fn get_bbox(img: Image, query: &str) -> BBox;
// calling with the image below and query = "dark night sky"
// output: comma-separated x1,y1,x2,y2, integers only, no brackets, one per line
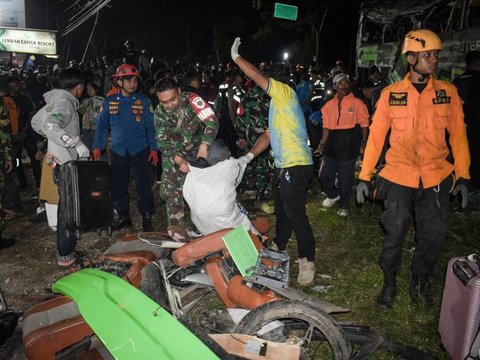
25,0,360,70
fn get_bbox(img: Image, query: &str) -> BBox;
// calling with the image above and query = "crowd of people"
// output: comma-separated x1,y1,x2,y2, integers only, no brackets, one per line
0,30,476,309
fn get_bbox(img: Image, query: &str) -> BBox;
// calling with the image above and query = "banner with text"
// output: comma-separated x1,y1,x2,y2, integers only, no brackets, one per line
0,28,56,54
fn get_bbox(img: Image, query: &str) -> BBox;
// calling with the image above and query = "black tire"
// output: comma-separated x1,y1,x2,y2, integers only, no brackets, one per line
168,265,203,287
140,262,171,311
235,300,352,360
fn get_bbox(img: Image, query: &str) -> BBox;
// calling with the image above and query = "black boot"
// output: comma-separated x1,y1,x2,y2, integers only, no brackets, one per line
411,275,433,309
142,212,153,232
112,214,132,230
376,275,397,309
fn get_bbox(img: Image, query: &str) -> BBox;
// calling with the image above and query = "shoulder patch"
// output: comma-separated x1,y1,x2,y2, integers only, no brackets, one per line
188,93,215,122
389,92,407,106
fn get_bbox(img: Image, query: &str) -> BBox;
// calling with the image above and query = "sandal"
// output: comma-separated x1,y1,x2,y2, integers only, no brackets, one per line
57,251,85,267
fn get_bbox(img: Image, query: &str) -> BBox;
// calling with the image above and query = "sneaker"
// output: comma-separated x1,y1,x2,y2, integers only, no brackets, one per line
297,258,315,286
322,196,340,208
337,208,348,217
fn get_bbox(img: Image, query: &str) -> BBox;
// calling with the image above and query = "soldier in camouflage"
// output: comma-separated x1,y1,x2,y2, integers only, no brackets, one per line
154,77,218,239
235,85,273,199
0,96,15,249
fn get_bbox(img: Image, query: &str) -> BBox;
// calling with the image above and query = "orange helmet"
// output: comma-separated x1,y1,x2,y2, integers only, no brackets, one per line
115,64,140,78
401,29,442,54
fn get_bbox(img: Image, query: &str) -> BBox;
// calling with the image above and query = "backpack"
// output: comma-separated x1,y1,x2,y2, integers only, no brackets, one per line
31,103,53,138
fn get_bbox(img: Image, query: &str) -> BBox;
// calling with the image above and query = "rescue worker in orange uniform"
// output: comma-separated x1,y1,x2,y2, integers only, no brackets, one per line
357,29,470,310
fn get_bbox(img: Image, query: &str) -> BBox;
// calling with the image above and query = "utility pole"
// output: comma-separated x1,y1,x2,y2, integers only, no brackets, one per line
312,7,328,66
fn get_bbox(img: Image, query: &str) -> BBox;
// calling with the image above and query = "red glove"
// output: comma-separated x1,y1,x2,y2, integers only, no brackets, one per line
92,148,102,160
148,150,159,166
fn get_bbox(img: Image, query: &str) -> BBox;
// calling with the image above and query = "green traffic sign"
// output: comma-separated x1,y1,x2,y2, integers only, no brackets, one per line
274,3,298,21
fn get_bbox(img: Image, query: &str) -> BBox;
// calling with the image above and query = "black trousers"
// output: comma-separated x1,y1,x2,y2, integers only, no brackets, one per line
273,165,316,261
110,148,154,216
379,175,453,279
319,156,356,209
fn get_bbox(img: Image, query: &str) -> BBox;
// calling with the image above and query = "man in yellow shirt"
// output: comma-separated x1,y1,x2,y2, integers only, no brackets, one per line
231,38,316,286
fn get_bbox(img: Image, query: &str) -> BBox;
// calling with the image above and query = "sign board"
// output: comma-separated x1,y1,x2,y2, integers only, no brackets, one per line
274,3,298,21
0,28,56,55
0,0,25,28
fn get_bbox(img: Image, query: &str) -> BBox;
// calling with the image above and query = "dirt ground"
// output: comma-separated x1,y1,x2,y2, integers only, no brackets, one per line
0,181,170,314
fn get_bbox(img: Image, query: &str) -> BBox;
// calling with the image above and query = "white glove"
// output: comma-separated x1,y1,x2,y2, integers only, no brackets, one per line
239,152,254,165
231,37,241,61
75,141,90,159
356,181,370,204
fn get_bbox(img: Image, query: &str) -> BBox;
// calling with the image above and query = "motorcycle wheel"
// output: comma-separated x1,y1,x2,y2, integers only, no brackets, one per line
234,300,352,360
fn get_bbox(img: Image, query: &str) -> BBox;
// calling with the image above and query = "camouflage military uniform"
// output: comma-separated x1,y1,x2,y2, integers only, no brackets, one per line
235,86,273,196
0,98,12,234
154,92,218,226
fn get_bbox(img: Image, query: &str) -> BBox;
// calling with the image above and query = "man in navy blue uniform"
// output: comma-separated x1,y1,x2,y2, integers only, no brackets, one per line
93,64,158,231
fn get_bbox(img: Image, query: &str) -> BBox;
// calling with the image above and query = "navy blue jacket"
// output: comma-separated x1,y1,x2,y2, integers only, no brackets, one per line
94,92,158,156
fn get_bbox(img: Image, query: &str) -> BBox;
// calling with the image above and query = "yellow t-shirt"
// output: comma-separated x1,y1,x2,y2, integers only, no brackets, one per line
267,78,312,168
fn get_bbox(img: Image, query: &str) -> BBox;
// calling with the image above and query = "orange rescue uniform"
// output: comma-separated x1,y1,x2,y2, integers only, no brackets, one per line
321,92,370,130
359,73,470,188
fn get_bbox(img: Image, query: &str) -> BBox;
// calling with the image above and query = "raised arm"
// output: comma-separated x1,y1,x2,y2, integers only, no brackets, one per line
231,37,269,91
